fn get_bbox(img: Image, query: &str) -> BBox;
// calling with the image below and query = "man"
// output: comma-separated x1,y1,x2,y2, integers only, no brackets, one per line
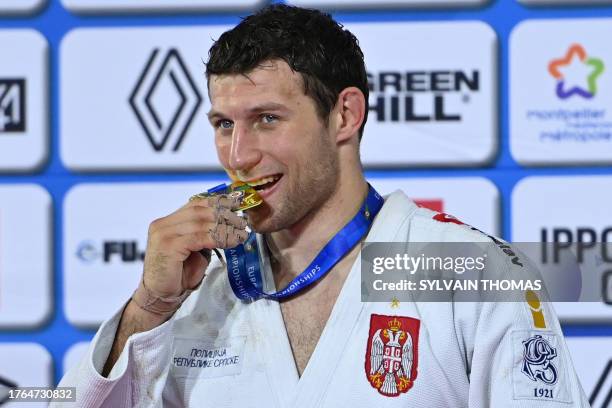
55,5,590,407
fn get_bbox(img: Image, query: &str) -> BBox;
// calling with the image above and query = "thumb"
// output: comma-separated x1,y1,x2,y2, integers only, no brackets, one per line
182,250,209,290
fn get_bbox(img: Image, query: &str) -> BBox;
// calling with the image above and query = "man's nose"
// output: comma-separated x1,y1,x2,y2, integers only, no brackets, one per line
228,123,261,172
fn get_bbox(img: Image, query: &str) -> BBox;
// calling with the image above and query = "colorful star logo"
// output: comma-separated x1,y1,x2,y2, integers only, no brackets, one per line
548,44,604,99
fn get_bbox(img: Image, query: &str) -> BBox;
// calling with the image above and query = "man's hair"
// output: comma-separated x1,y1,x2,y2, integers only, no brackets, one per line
206,4,369,139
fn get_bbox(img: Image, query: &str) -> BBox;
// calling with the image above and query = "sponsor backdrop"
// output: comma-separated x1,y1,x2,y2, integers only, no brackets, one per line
0,0,611,399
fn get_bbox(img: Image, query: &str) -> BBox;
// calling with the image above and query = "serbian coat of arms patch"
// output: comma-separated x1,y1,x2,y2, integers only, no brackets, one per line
364,314,420,397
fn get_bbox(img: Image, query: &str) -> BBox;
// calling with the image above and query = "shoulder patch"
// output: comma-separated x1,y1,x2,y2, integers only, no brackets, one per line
512,330,572,403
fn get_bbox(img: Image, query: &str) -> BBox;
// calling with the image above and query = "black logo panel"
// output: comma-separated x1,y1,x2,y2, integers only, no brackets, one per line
129,49,202,152
0,79,26,133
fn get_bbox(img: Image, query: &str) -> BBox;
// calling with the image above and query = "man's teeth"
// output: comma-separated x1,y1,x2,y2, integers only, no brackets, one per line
248,175,280,187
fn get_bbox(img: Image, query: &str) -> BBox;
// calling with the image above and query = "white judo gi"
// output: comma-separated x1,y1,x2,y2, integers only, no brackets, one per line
54,191,591,407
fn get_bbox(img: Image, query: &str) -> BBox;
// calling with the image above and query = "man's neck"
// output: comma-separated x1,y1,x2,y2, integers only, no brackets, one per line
265,174,368,285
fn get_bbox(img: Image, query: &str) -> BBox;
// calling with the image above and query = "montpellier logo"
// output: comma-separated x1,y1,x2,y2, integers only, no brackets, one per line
129,48,202,152
365,314,419,397
0,79,26,133
548,44,604,100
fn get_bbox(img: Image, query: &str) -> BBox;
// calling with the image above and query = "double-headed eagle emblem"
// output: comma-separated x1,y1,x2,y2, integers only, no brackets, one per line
365,315,420,397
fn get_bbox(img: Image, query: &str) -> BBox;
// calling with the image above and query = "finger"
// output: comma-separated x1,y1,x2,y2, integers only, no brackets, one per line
208,223,227,248
225,190,246,210
159,194,234,225
149,220,220,259
216,207,248,229
183,251,209,290
235,228,249,244
209,223,248,249
153,191,244,232
169,230,218,255
155,218,210,237
192,194,240,211
158,208,247,237
198,248,212,264
151,203,230,233
178,201,246,230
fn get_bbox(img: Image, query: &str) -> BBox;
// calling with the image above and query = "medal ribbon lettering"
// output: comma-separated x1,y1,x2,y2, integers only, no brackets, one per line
224,184,384,301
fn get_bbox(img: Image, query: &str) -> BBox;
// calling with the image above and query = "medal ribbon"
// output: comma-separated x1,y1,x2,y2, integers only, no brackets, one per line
224,184,384,301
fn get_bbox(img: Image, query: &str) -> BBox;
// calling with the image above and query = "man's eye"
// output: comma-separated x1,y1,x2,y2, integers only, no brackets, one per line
261,114,278,124
217,119,233,129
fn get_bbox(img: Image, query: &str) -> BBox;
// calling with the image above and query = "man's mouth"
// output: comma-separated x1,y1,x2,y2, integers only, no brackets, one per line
247,174,282,192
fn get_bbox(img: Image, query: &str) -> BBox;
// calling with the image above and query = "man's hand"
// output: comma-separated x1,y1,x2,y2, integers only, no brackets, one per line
143,194,249,297
101,194,248,377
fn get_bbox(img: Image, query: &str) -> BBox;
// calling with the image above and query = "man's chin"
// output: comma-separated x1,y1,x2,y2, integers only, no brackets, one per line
248,219,280,234
245,205,278,234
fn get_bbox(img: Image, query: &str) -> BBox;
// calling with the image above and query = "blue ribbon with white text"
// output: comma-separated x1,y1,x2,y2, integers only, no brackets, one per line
224,184,384,301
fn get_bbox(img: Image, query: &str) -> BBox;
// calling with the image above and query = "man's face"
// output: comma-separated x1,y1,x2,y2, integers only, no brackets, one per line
208,60,339,233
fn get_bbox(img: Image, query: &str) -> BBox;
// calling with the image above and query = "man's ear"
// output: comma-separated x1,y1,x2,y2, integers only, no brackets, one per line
332,87,366,144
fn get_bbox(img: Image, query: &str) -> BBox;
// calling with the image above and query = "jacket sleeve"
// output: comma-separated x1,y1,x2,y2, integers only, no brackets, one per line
465,245,591,407
51,303,176,408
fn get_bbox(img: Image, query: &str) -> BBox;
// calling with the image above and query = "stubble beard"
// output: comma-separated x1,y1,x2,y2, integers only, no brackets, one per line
250,133,339,234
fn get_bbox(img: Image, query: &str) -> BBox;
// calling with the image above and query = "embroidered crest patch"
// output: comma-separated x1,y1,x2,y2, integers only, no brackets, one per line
512,330,572,403
365,314,420,397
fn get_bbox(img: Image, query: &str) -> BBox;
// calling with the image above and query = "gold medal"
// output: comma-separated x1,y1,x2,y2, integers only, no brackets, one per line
189,182,263,212
226,181,263,211
236,189,263,211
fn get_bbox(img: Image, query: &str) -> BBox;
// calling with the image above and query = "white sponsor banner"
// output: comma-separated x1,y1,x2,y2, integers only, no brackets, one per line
62,342,90,375
510,19,612,165
343,22,496,167
0,343,51,408
0,0,46,14
512,176,612,322
64,180,225,327
566,337,612,408
61,0,259,13
289,0,487,6
370,177,499,235
0,30,48,172
61,26,232,171
0,185,51,328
